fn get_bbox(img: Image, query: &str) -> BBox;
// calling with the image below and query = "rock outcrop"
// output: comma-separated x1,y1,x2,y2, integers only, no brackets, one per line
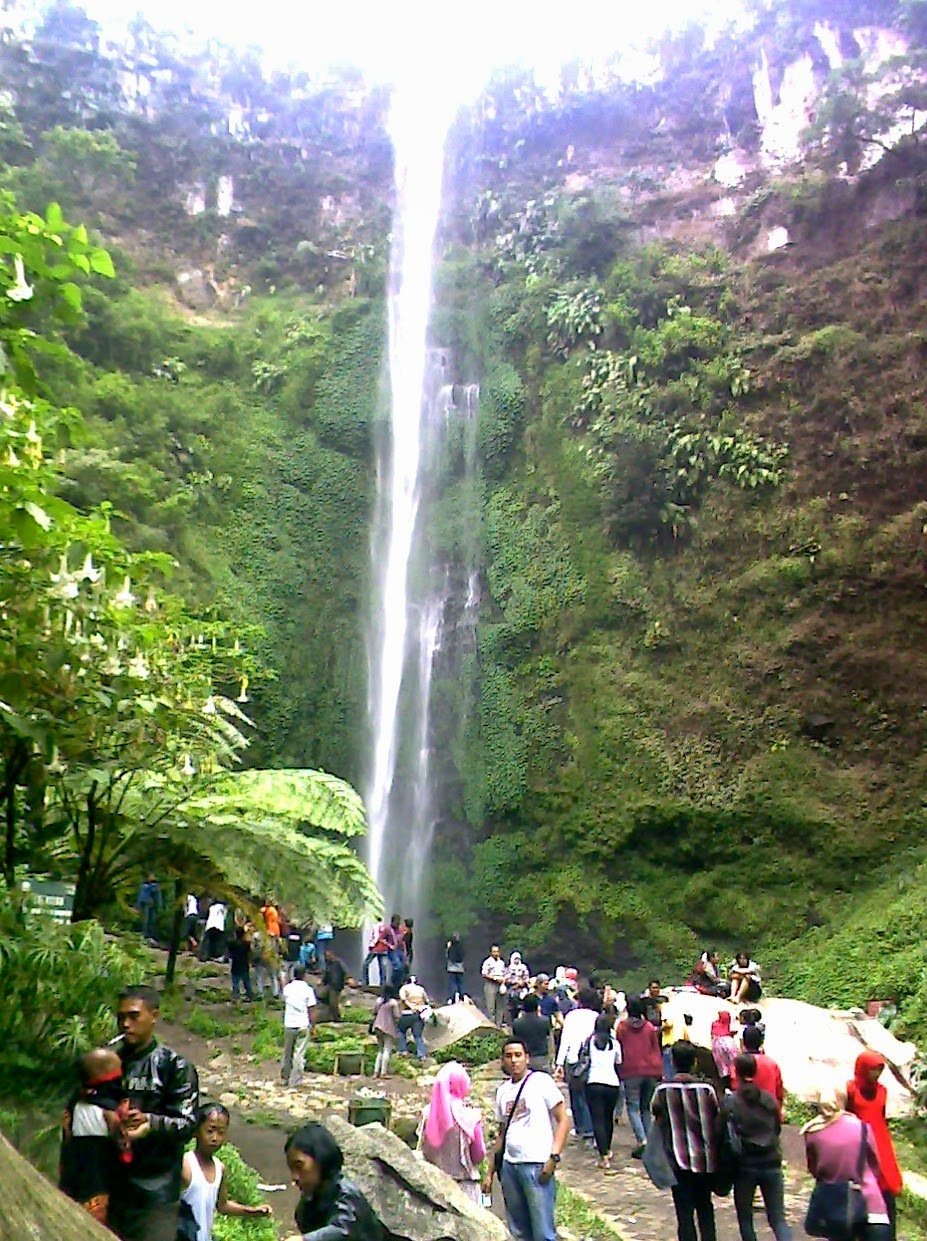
0,1131,115,1241
324,1114,507,1241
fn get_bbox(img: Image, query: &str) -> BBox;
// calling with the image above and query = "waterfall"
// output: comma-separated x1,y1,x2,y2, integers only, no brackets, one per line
365,81,455,921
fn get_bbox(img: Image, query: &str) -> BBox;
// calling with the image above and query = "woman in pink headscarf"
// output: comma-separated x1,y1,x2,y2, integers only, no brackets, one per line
419,1061,486,1203
711,1008,739,1091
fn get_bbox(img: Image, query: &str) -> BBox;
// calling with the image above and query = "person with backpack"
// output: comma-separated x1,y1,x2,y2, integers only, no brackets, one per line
720,1053,792,1240
652,1041,720,1241
583,1013,623,1173
555,985,600,1143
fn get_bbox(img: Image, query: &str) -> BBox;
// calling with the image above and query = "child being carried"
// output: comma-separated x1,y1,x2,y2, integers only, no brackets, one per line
59,1046,132,1225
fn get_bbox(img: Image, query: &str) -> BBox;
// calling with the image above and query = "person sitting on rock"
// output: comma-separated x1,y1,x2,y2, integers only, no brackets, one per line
728,953,763,1005
691,949,730,997
284,1122,385,1240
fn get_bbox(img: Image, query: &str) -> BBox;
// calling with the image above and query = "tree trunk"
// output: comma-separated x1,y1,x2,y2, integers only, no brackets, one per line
165,878,183,985
0,1129,114,1240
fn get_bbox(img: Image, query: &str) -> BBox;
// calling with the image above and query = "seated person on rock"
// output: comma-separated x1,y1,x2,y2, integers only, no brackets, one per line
728,952,763,1005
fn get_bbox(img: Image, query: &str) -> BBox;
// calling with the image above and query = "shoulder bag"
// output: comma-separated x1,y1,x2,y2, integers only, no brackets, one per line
493,1071,534,1180
804,1122,869,1240
566,1036,592,1086
642,1110,678,1190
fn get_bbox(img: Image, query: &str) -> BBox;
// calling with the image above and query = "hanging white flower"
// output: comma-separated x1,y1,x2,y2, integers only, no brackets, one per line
202,695,217,715
143,586,158,613
127,653,150,679
6,446,20,467
237,676,250,703
77,553,101,583
7,254,34,302
113,575,136,608
182,754,196,777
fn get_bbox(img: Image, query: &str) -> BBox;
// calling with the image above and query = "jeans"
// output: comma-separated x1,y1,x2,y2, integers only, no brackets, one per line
499,1160,557,1241
671,1169,717,1241
734,1166,792,1241
253,960,280,997
231,968,253,1001
586,1081,621,1157
398,1011,427,1058
447,970,465,1002
139,905,158,940
663,1045,676,1080
281,1027,310,1085
387,948,405,984
624,1075,658,1145
362,951,388,985
567,1077,593,1138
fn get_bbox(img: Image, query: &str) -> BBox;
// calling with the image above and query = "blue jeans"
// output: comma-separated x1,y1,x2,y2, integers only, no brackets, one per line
567,1078,593,1138
500,1160,556,1241
398,1012,427,1058
662,1046,676,1080
624,1075,657,1145
447,970,465,1001
387,948,405,984
362,951,388,985
140,905,158,939
734,1166,792,1241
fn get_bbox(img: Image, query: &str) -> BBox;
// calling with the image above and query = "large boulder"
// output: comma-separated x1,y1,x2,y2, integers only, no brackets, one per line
423,998,498,1053
324,1114,507,1241
660,989,917,1116
0,1130,115,1240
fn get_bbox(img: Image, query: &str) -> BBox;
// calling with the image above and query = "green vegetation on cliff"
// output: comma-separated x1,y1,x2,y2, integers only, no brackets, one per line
1,0,927,1028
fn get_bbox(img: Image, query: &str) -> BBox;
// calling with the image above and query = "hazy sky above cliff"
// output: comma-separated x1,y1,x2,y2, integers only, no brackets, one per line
84,0,747,90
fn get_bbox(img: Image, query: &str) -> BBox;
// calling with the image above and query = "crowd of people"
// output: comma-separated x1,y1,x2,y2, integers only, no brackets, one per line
410,939,901,1241
89,899,903,1241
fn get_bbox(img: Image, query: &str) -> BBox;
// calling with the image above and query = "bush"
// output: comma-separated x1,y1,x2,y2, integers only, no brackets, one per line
0,894,143,1094
210,1141,277,1241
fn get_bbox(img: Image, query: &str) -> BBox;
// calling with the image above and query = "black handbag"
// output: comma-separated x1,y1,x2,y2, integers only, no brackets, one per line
804,1123,869,1240
565,1037,592,1086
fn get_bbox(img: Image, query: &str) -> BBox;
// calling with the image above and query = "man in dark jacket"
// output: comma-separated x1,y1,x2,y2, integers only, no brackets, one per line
110,984,199,1241
317,947,349,1020
720,1053,792,1241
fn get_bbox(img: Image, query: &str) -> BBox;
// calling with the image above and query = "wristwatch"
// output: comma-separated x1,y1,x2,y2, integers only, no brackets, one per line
549,1153,561,1163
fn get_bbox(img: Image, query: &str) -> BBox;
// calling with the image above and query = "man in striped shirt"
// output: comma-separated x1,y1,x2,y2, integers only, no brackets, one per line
652,1041,720,1241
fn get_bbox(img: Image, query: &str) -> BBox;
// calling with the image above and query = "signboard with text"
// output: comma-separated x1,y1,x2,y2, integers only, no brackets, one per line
19,878,76,923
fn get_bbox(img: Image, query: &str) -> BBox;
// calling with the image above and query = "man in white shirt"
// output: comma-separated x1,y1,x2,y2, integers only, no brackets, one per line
484,1037,570,1241
481,944,507,1025
554,986,600,1142
281,964,316,1086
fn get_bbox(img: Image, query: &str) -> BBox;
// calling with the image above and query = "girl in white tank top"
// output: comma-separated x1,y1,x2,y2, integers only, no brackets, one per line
180,1103,273,1240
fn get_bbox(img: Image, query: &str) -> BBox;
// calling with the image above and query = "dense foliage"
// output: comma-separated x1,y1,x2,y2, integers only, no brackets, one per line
1,0,927,1032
